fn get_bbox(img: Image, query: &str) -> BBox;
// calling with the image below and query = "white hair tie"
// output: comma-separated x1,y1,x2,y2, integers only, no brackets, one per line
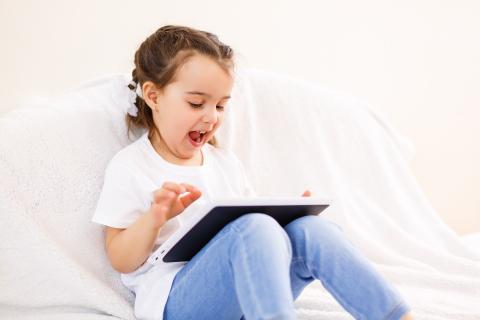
126,80,142,117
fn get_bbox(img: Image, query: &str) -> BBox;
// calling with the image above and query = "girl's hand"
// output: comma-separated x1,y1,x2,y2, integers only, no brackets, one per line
302,190,311,197
149,182,202,229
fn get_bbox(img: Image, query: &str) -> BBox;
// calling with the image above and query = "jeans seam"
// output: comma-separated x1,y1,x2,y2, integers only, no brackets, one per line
290,223,365,319
383,301,409,320
294,255,364,320
230,222,264,318
231,219,296,319
290,257,307,278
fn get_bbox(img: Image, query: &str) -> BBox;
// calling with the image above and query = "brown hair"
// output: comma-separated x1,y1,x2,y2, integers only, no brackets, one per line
126,25,235,147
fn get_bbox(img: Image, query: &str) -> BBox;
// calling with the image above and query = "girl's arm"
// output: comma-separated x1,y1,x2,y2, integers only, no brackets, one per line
105,212,162,274
105,182,202,274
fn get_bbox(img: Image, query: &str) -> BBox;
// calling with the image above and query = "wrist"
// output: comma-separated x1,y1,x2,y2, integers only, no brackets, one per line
145,207,167,230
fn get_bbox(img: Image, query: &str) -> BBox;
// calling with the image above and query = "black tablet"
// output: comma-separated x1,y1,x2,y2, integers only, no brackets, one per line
147,197,332,264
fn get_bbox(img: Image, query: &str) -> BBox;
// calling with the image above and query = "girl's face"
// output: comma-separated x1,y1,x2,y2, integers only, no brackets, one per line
143,54,234,165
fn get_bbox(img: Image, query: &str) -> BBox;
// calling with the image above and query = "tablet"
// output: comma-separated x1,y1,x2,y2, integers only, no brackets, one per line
147,196,332,264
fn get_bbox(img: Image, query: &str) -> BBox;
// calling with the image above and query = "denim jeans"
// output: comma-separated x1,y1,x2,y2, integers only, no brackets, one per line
163,214,410,320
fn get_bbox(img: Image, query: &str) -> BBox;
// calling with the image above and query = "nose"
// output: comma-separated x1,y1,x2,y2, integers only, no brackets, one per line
202,104,219,124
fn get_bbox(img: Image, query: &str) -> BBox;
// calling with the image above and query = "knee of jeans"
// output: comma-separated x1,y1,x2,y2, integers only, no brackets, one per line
285,216,343,246
232,213,292,258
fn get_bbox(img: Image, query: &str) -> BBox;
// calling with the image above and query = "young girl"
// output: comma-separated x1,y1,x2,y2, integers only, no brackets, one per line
92,25,414,320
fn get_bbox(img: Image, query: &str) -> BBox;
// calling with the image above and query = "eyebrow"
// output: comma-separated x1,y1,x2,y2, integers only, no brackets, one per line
185,91,231,99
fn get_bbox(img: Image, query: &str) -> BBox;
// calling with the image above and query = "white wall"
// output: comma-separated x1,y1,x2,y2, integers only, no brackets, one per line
1,0,478,234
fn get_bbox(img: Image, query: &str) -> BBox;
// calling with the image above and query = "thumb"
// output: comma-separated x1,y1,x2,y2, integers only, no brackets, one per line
301,190,311,197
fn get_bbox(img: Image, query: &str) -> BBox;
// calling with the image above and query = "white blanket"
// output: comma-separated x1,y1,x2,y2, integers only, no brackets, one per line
0,68,479,319
219,69,480,320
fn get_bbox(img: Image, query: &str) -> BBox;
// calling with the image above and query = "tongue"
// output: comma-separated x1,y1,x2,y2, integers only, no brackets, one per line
188,131,201,142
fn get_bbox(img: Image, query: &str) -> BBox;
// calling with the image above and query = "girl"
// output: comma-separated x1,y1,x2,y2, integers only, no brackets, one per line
92,25,414,320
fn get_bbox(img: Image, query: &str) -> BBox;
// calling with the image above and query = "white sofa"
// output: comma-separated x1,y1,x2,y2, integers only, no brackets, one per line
1,68,479,319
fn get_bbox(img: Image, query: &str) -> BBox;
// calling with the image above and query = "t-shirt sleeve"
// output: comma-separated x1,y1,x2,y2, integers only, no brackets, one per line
91,160,149,228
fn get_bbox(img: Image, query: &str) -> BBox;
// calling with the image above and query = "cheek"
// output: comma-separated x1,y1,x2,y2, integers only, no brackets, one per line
212,116,224,131
164,109,190,127
156,114,188,139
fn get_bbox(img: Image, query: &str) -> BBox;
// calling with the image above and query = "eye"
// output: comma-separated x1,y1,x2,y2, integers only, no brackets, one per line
189,102,225,111
189,102,203,108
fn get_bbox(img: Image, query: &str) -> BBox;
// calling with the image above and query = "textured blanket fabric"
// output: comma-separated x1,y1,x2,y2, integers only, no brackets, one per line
1,68,479,319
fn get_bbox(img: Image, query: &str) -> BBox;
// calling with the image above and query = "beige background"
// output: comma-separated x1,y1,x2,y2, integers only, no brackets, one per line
1,0,478,235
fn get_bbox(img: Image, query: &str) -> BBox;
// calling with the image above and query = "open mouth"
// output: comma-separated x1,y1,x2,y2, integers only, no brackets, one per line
188,130,207,146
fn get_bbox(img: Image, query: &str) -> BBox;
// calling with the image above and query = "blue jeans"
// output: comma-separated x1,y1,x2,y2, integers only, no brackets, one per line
163,214,410,320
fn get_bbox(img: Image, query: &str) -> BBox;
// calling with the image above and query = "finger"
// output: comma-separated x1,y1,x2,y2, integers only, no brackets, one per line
179,188,202,209
153,182,187,203
153,187,179,204
302,190,311,197
161,181,186,195
179,183,199,194
152,191,175,208
178,183,201,200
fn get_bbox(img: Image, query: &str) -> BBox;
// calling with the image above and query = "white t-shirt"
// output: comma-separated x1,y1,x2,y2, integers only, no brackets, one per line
91,132,255,319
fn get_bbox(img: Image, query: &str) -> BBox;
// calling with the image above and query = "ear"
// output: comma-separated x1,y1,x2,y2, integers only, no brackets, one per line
142,81,162,111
